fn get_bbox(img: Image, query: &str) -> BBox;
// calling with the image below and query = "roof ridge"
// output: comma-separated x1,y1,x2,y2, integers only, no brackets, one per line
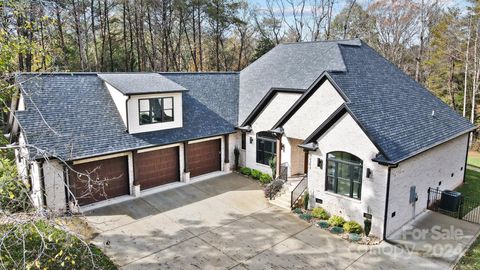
279,38,361,46
159,72,239,74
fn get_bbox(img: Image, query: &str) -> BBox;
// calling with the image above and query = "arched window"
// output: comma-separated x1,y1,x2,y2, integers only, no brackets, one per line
256,132,277,165
326,151,363,199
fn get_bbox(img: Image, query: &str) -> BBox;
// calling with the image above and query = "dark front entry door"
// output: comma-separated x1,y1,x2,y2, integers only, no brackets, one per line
304,152,309,174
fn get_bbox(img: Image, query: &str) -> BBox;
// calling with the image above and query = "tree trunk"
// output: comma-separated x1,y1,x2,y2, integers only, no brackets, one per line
54,1,69,67
464,16,472,118
447,59,457,110
123,0,129,71
72,0,85,70
198,4,203,71
91,0,99,69
105,0,114,71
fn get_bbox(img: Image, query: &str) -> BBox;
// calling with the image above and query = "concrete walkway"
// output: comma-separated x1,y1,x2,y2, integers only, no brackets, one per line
83,173,469,269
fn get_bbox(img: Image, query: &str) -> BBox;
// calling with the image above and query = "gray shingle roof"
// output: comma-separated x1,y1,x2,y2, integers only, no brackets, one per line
98,73,186,94
15,73,238,161
239,39,360,123
240,39,474,164
330,42,474,164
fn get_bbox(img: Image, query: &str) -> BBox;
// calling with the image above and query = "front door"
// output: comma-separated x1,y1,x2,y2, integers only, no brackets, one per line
304,152,308,174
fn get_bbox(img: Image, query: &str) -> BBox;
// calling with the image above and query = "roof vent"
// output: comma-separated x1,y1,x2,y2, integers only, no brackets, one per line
432,110,435,117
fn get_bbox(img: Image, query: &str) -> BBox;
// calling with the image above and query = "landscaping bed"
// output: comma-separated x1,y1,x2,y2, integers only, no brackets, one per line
292,206,380,245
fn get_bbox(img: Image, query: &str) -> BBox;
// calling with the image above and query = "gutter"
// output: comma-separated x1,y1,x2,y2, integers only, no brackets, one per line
373,128,476,167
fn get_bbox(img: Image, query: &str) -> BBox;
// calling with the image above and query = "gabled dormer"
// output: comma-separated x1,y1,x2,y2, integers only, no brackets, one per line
98,73,186,134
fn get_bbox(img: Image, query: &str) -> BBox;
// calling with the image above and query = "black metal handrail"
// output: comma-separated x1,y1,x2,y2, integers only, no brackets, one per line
290,175,308,209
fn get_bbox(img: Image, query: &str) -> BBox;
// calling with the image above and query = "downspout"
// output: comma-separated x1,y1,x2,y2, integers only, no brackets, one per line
125,96,130,133
463,133,471,183
383,166,392,240
39,160,47,209
63,164,70,213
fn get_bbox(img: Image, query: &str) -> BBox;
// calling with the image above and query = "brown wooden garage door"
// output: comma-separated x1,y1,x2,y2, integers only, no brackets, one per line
134,146,180,190
187,139,221,177
69,156,129,206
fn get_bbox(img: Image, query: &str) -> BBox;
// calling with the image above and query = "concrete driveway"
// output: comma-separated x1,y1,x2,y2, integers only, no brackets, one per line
84,173,469,269
388,210,480,269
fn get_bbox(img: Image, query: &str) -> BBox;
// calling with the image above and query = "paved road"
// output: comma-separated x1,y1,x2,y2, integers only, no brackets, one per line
84,173,462,269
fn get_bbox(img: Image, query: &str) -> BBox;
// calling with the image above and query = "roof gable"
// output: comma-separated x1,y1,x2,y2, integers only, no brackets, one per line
238,40,361,124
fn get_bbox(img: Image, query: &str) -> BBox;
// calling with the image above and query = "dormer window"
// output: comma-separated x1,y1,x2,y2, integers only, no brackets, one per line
139,97,174,125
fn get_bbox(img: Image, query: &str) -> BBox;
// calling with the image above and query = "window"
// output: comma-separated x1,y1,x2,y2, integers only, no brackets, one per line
241,133,246,150
139,97,174,125
256,132,276,165
326,151,363,199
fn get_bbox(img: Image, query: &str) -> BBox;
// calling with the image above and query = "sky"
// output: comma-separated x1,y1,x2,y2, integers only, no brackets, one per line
249,0,471,16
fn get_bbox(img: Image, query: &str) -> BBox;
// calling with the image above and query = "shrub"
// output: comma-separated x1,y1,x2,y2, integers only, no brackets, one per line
239,167,251,176
344,221,363,234
293,208,303,214
317,220,330,229
0,158,31,213
251,169,262,180
328,215,346,227
299,213,313,221
263,179,284,199
268,157,277,179
311,207,330,220
349,233,362,242
259,173,272,184
330,226,344,234
303,192,309,210
364,219,372,237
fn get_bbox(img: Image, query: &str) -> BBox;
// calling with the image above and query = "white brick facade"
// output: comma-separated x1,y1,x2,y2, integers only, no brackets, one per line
386,134,469,236
246,92,301,175
308,113,388,237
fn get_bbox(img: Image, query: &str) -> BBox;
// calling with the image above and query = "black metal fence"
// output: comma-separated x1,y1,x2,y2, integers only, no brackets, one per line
290,175,308,209
427,187,480,224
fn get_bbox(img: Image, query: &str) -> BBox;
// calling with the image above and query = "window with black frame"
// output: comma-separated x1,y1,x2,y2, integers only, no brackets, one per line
241,133,246,150
256,132,276,165
326,151,363,199
139,97,174,125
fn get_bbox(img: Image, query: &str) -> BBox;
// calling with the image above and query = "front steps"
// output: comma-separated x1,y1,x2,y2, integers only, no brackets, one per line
269,180,300,210
269,174,306,210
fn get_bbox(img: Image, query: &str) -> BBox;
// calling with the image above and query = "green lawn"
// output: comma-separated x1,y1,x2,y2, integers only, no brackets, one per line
467,151,480,168
0,221,117,270
456,169,480,198
456,169,480,270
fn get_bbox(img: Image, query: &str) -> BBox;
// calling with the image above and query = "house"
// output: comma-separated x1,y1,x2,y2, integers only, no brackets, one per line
9,39,474,239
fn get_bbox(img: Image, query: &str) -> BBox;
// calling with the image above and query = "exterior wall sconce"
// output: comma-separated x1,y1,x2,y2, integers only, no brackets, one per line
366,168,372,178
250,137,253,144
317,158,323,169
281,143,285,151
